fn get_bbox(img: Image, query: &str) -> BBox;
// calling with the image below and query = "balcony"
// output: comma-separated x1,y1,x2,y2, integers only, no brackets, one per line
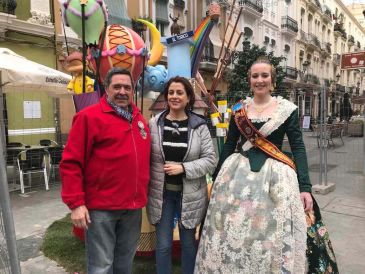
299,30,308,43
284,66,297,80
304,73,320,85
323,6,332,24
238,0,264,17
198,38,217,72
334,23,347,40
321,42,331,57
335,84,346,93
308,0,322,12
348,35,355,45
281,16,298,36
323,78,331,87
333,54,340,65
307,33,321,50
0,0,16,15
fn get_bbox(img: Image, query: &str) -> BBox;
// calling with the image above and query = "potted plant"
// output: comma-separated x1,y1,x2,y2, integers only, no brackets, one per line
348,119,364,137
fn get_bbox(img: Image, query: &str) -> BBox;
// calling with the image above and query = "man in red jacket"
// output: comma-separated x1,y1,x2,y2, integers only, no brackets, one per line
60,68,151,274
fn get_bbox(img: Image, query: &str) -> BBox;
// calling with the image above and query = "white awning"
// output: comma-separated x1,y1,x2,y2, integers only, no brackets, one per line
0,48,71,97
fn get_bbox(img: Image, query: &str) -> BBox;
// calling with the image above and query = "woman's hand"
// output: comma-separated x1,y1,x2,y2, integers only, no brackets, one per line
164,163,184,176
300,192,313,212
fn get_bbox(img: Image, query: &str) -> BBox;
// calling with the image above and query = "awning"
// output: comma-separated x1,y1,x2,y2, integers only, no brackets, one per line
0,48,71,97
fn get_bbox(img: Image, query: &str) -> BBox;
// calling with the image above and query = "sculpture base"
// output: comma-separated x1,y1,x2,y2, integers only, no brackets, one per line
312,182,336,195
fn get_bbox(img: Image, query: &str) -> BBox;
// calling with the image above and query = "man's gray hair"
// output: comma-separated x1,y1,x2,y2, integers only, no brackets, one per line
104,68,134,89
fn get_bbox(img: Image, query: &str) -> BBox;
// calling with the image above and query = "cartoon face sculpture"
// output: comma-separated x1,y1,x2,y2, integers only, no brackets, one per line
88,24,147,84
65,51,94,94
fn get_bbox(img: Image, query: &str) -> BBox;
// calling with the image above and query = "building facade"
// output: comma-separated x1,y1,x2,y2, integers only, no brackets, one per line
0,0,61,145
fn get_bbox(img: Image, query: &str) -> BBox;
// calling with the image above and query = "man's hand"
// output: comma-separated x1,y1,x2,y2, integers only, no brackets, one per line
164,163,184,176
71,205,91,229
300,192,313,212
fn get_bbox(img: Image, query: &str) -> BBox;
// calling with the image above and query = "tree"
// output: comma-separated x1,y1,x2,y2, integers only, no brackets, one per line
227,40,286,104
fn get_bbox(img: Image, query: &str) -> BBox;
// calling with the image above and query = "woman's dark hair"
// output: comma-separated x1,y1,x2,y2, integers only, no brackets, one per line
163,76,195,111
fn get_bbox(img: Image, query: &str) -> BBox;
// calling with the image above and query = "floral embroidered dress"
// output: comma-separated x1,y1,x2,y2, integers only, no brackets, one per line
195,97,310,274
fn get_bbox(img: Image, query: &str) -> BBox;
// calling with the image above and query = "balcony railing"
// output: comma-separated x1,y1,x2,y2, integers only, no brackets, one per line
323,78,330,87
334,23,347,39
335,84,346,92
285,66,297,80
348,35,355,44
324,8,332,19
239,0,264,13
308,0,321,11
308,33,321,49
281,16,298,33
201,54,218,63
333,54,340,65
300,30,308,42
0,0,17,15
305,74,320,85
325,42,331,53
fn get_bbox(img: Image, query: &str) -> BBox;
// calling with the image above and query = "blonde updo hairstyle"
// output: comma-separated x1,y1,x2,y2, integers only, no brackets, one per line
247,56,277,88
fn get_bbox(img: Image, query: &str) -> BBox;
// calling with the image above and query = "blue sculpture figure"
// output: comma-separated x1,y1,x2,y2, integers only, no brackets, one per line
140,65,168,93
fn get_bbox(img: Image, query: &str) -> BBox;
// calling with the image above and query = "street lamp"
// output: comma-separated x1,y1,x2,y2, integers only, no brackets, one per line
336,73,340,83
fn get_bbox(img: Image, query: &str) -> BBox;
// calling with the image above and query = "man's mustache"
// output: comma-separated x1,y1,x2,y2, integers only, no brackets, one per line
115,95,129,100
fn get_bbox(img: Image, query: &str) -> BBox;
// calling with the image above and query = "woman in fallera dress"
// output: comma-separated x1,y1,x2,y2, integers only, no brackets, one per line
194,57,313,273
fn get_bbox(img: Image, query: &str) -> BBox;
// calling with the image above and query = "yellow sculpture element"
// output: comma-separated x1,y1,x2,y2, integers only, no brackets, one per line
65,52,94,94
136,19,164,66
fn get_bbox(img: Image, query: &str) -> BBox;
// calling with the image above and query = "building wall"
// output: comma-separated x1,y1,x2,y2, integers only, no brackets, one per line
0,43,57,144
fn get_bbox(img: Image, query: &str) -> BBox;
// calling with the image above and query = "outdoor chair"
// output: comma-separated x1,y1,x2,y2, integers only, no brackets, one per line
17,149,49,194
39,139,59,146
6,142,26,184
47,146,64,181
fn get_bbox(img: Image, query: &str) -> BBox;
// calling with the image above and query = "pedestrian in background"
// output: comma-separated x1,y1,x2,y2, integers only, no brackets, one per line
147,76,217,274
60,67,151,274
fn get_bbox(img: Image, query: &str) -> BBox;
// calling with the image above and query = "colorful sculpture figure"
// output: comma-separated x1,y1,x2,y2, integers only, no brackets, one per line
65,51,94,94
136,19,164,66
140,65,168,93
59,0,108,46
88,24,147,84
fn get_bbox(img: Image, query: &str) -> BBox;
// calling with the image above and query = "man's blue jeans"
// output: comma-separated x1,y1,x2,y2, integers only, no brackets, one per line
155,190,197,274
85,209,142,274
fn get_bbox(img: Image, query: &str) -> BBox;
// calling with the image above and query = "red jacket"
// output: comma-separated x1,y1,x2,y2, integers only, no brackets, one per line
60,95,151,210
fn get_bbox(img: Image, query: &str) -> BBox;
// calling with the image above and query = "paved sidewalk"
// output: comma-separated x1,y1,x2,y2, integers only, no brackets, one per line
303,132,365,274
10,184,68,274
9,132,365,274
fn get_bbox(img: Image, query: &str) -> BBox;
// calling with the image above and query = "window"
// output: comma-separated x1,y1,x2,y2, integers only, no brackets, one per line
104,0,131,27
156,0,169,37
